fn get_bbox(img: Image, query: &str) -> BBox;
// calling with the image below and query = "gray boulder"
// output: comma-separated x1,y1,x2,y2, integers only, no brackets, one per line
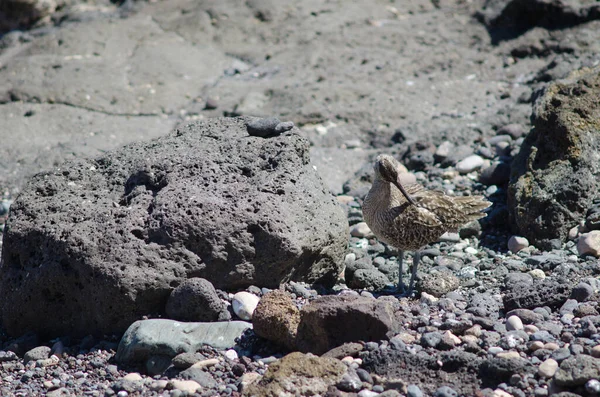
508,66,600,248
0,116,347,337
115,319,252,364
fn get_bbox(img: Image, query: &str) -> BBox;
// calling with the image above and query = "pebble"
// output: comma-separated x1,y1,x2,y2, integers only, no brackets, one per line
123,373,143,381
191,358,220,369
577,231,600,257
528,269,546,279
571,282,594,302
529,341,544,351
232,291,260,320
493,389,513,397
407,384,424,397
456,155,484,174
591,345,600,358
170,379,201,394
224,349,238,361
434,385,458,397
497,124,525,139
350,222,373,238
538,358,558,378
506,316,524,331
586,379,600,394
488,346,504,355
507,236,529,253
496,351,521,359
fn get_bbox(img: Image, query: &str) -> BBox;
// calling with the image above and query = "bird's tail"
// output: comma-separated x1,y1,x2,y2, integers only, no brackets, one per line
453,195,492,222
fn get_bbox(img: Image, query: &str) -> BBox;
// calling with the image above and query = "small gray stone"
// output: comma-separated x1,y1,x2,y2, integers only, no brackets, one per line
456,155,484,174
407,384,424,397
571,282,594,302
349,268,391,291
23,346,51,364
166,278,230,322
179,367,218,389
336,369,363,392
420,272,460,297
172,352,207,369
421,332,442,348
497,124,525,139
274,121,294,133
433,385,458,397
246,117,282,137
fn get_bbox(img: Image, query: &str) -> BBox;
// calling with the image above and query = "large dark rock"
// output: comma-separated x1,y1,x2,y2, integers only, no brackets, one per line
503,278,572,311
508,66,600,248
295,295,399,355
0,117,347,337
361,349,482,396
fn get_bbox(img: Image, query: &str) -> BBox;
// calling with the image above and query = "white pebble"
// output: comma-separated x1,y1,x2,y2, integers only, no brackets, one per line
507,235,529,253
224,349,238,361
232,292,261,320
171,379,201,394
465,247,478,255
506,315,524,331
350,222,373,238
528,269,546,279
538,358,559,378
492,389,513,397
456,155,485,174
488,346,504,355
436,141,454,158
358,390,380,397
117,391,128,397
122,372,143,381
578,231,600,257
496,351,521,359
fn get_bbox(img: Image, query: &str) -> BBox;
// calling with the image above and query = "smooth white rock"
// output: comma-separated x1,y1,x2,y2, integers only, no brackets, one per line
456,155,485,174
224,349,238,361
528,269,546,279
506,315,524,331
232,292,261,320
171,379,201,394
538,358,558,378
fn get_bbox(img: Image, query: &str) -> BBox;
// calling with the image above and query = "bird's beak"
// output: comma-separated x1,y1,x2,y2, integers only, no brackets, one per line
393,175,417,206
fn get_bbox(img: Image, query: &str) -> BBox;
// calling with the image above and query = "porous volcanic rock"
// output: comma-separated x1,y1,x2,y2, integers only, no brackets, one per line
508,66,600,248
295,295,399,355
252,290,300,351
0,116,347,337
243,352,346,397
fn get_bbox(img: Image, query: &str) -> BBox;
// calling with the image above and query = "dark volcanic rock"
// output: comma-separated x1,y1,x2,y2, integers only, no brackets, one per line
555,355,600,387
0,117,347,337
295,295,398,355
508,66,600,248
165,278,230,322
503,278,572,311
361,349,482,396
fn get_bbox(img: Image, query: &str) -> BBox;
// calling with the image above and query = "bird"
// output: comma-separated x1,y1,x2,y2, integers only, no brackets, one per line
362,154,491,295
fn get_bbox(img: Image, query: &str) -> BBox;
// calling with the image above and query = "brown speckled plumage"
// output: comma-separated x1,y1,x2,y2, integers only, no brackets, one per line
362,154,491,294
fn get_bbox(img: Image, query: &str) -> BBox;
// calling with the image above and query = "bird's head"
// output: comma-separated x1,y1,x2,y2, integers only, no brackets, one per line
374,154,400,183
373,154,417,205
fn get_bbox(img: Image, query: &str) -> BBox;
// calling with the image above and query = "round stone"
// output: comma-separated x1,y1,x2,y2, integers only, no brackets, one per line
506,315,524,331
456,155,485,174
577,231,600,257
232,291,261,320
350,222,373,238
528,269,546,279
507,236,529,253
571,282,594,302
538,358,558,378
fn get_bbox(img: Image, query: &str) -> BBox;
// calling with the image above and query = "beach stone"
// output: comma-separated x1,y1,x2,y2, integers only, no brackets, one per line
165,278,230,322
244,352,346,397
508,66,600,249
23,346,51,364
507,236,529,253
0,117,347,337
504,279,571,311
497,124,526,139
578,231,600,257
467,293,501,319
245,117,281,137
555,355,600,387
179,367,218,389
480,162,511,186
232,291,261,321
350,222,373,238
170,379,201,394
350,268,391,291
252,290,300,350
538,358,559,378
571,282,594,302
456,155,485,174
506,315,524,331
172,352,206,369
115,319,252,364
420,272,460,297
295,295,398,355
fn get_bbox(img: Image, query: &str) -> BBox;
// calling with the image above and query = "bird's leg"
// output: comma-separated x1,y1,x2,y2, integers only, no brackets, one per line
407,251,421,295
397,250,406,293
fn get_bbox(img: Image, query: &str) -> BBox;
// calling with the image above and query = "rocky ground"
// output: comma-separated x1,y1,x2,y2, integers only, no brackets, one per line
1,0,600,396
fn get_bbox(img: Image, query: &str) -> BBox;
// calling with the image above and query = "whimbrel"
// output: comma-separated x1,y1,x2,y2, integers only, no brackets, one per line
362,154,491,295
